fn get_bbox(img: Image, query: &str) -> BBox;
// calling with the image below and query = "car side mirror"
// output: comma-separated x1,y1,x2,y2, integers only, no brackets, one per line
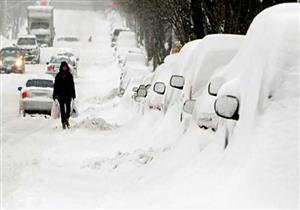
214,95,239,120
132,87,138,92
17,87,22,91
208,77,225,96
136,86,147,98
170,75,184,90
153,82,166,95
183,99,196,114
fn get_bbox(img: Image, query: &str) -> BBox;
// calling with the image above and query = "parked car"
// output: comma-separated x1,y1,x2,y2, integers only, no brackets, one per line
119,50,149,95
16,35,40,64
177,34,244,132
110,26,130,47
46,55,75,77
18,74,54,116
0,47,25,73
118,47,144,66
114,31,138,61
213,3,299,151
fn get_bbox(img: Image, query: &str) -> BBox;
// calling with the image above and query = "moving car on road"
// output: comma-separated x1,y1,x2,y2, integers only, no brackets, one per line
18,74,54,116
16,35,40,64
0,47,25,74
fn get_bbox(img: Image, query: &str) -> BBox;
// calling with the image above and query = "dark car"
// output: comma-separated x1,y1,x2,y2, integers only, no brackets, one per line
0,47,25,73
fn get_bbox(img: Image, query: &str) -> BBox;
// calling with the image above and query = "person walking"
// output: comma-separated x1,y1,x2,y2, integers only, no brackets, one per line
53,61,76,129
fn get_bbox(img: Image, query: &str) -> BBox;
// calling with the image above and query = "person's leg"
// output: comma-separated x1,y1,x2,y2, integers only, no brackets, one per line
58,99,67,128
65,98,71,127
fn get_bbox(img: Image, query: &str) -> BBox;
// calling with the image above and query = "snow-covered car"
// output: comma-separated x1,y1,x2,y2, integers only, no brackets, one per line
18,74,54,116
0,47,25,73
16,35,40,64
119,51,149,95
46,55,75,77
213,3,299,152
177,34,244,131
143,54,178,112
56,48,79,75
118,47,144,66
114,31,138,61
111,26,130,47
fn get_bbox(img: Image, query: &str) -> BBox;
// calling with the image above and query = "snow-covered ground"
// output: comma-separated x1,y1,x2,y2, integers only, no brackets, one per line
1,5,299,209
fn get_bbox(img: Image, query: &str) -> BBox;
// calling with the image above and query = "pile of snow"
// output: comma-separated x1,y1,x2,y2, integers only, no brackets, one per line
73,117,118,131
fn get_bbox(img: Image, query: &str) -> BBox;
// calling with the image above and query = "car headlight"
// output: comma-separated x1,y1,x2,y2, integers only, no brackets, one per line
0,60,3,66
15,58,23,67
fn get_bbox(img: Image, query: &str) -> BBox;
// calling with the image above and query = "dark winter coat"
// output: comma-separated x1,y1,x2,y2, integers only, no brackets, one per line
53,71,76,100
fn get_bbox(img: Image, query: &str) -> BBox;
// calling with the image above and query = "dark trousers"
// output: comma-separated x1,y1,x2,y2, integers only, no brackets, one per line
58,98,71,123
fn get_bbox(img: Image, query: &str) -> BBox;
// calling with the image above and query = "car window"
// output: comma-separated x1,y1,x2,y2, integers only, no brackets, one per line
31,22,49,29
17,38,36,45
26,79,53,88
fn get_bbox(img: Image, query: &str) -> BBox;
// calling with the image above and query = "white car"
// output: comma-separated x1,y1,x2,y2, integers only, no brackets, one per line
119,51,150,95
114,31,138,61
178,34,244,131
46,55,75,77
18,74,54,116
16,35,40,64
56,48,79,75
207,4,299,207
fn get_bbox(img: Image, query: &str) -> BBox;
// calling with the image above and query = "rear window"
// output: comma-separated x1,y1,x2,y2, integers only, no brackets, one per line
17,38,36,45
26,79,53,88
50,56,71,64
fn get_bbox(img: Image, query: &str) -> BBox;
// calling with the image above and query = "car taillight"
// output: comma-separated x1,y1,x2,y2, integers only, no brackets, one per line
47,65,53,72
22,91,27,98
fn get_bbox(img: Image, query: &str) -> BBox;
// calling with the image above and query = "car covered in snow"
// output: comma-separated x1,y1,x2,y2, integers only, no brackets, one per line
213,3,299,152
16,35,40,64
56,48,79,75
177,34,244,131
46,55,75,77
0,47,25,73
18,74,54,116
114,31,138,62
110,26,130,47
119,50,149,95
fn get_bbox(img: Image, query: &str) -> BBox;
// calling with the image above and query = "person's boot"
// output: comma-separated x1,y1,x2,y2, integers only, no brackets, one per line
62,122,66,130
66,118,70,128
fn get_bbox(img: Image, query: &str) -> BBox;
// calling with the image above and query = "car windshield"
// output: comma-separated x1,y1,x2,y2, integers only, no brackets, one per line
50,57,71,64
26,79,53,88
0,49,21,57
31,22,49,29
17,38,36,45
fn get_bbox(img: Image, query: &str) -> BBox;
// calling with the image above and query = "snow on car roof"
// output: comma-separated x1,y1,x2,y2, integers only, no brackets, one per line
28,74,54,81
